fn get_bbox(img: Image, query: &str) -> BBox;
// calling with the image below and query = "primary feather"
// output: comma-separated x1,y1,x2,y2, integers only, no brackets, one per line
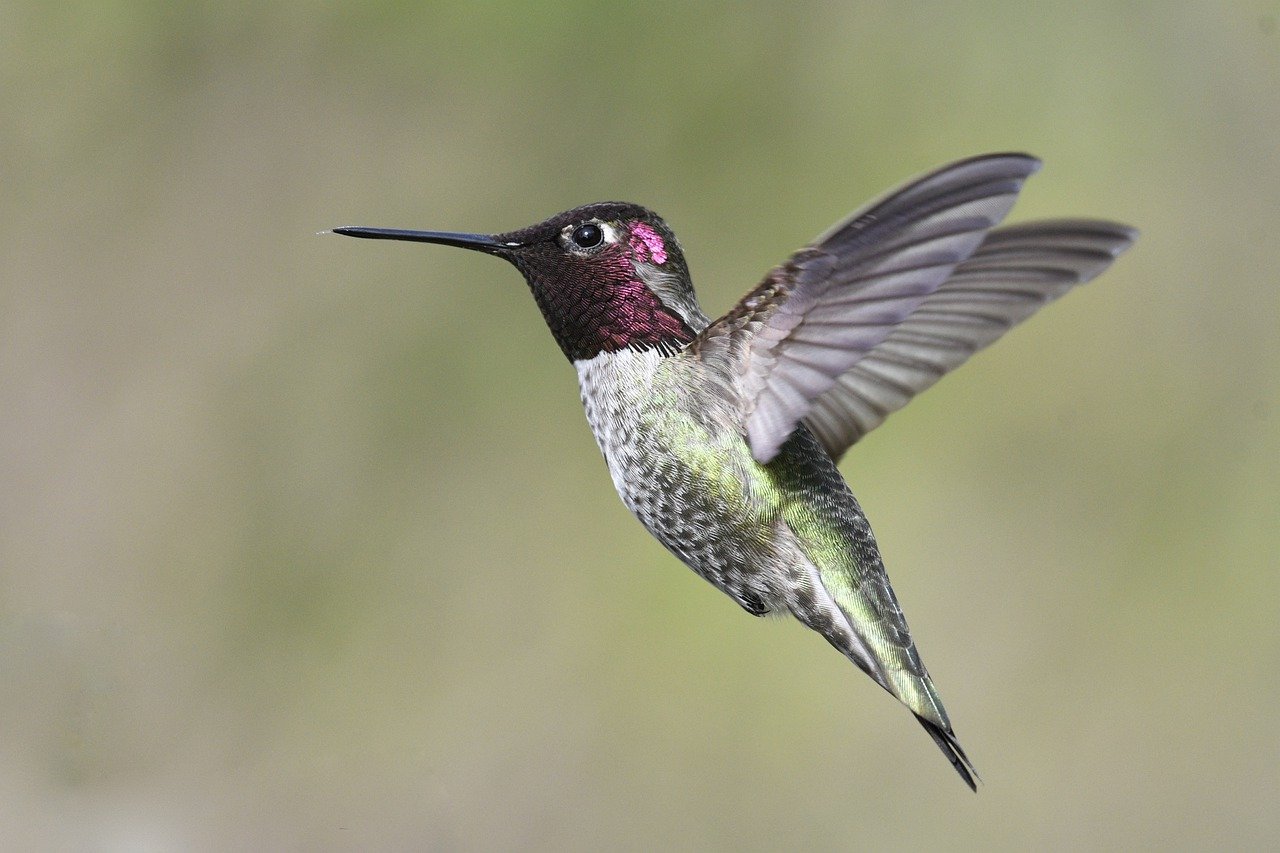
803,218,1138,459
690,153,1045,463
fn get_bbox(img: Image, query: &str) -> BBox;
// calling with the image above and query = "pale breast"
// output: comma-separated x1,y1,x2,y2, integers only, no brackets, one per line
573,348,785,609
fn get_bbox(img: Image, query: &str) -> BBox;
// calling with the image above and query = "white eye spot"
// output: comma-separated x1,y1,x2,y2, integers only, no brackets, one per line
562,220,618,254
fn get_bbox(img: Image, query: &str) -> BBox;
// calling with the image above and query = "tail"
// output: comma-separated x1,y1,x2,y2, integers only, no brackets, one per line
916,714,980,792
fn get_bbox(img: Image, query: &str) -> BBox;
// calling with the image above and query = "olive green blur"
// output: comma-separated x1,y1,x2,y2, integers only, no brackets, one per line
2,2,1276,848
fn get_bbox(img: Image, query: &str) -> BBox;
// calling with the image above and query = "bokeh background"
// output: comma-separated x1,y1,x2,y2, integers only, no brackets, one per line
3,2,1277,848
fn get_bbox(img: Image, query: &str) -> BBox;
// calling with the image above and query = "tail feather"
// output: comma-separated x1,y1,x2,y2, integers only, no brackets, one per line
916,714,979,792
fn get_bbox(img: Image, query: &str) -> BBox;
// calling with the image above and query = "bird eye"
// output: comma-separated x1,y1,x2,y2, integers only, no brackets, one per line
571,223,603,249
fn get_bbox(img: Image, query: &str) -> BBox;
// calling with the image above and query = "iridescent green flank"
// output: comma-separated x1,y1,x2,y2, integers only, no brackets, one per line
770,434,950,730
631,362,784,544
633,356,949,730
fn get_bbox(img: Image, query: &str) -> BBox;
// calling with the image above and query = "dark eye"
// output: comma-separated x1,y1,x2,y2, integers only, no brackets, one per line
571,223,603,249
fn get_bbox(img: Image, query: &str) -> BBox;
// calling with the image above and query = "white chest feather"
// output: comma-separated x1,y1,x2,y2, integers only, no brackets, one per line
573,348,668,502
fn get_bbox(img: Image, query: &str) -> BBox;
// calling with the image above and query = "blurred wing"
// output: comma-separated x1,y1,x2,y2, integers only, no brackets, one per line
688,153,1043,463
802,219,1138,460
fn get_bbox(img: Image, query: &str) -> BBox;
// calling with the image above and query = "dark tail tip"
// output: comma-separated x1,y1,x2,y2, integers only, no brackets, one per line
916,714,980,792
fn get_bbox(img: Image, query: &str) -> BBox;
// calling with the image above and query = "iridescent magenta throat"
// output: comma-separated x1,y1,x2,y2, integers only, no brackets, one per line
527,247,693,362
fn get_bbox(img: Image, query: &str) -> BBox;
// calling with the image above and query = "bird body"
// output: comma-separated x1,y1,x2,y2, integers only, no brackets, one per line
335,153,1136,790
576,345,968,779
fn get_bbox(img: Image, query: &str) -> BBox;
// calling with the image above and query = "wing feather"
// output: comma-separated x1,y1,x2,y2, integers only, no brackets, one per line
802,219,1138,459
687,153,1046,463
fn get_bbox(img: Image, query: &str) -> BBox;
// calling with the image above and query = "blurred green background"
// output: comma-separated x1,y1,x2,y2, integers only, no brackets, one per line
3,1,1277,848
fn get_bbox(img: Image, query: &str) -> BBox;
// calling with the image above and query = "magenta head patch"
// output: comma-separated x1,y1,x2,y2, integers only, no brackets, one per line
629,222,668,265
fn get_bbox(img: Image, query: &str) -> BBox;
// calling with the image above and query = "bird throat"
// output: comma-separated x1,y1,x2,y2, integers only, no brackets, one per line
522,253,696,362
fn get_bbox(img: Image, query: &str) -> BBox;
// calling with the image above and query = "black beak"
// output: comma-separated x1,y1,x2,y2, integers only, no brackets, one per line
332,226,515,256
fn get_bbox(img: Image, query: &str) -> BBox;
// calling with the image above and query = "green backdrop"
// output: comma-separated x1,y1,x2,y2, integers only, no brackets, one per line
2,2,1277,848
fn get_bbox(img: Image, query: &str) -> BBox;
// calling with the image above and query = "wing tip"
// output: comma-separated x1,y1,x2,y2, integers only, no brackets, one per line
1102,221,1140,253
1016,218,1139,249
946,151,1043,180
977,219,1139,269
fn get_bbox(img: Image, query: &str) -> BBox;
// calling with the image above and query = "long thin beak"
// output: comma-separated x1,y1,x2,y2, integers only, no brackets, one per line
332,226,514,255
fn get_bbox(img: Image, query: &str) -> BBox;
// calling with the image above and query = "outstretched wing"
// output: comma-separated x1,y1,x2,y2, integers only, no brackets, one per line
687,153,1043,463
803,219,1138,460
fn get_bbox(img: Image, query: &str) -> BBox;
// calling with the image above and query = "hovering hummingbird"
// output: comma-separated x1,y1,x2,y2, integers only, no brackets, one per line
335,154,1135,790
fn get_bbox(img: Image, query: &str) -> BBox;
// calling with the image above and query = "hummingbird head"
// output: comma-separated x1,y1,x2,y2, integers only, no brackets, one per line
336,203,707,362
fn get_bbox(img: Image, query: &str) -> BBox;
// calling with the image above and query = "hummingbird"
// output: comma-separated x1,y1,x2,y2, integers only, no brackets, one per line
335,153,1135,790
